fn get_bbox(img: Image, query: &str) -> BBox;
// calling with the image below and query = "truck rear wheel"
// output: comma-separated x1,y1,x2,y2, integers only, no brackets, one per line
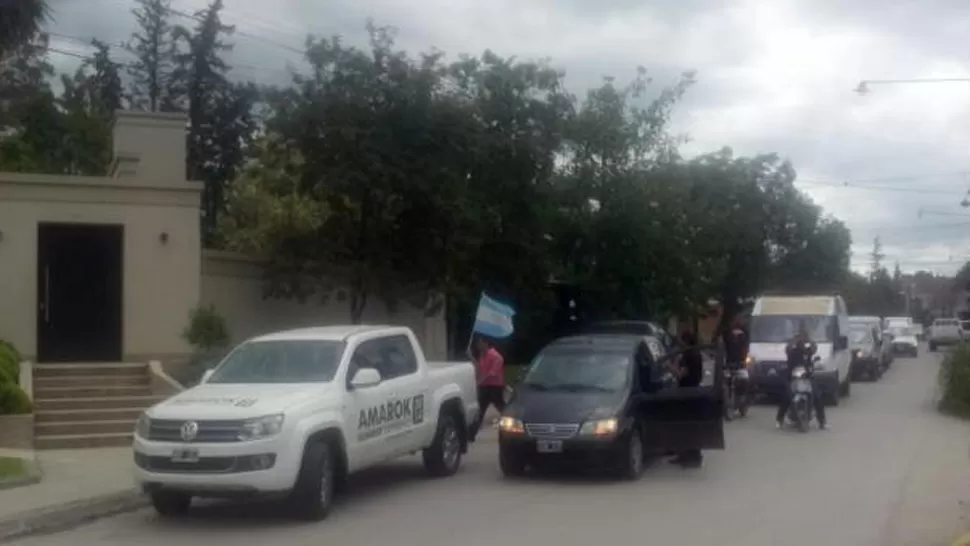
423,412,462,477
289,441,336,521
150,491,191,517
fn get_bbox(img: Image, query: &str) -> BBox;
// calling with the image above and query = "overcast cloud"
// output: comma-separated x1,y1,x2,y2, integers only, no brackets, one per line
46,0,970,274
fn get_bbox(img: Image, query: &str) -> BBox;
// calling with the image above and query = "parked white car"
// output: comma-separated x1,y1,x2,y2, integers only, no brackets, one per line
929,318,963,351
887,325,919,357
133,325,478,520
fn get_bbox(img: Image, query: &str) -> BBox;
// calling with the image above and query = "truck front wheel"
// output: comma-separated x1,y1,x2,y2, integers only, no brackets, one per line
423,412,462,477
290,441,336,521
150,491,191,517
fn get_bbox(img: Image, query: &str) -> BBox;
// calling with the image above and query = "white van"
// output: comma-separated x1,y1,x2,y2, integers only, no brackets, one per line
884,316,912,330
747,294,852,405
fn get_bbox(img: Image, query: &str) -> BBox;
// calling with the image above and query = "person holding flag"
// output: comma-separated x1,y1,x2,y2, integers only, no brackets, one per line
467,293,516,442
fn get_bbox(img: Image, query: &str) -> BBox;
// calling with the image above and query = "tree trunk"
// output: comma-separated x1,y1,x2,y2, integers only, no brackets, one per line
716,291,740,343
348,274,368,324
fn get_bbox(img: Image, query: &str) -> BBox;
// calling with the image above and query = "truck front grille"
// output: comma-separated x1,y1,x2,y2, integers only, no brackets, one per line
134,452,277,473
525,423,579,439
135,453,237,473
147,419,245,443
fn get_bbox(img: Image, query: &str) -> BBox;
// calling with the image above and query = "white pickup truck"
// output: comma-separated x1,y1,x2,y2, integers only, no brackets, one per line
133,325,479,520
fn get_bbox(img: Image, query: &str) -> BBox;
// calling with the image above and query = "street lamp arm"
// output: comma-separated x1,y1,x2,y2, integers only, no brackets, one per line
856,77,970,94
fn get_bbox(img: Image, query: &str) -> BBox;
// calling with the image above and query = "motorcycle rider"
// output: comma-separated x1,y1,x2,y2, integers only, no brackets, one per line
775,326,828,430
723,316,749,369
722,317,749,415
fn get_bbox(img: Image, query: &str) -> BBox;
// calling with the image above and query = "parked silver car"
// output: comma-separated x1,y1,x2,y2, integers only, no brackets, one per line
929,318,963,352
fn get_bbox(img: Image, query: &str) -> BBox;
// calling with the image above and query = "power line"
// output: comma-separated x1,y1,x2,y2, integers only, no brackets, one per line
797,179,964,195
164,6,305,56
851,221,970,232
801,171,970,186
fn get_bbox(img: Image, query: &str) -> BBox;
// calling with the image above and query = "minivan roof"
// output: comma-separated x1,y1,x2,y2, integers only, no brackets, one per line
548,334,647,352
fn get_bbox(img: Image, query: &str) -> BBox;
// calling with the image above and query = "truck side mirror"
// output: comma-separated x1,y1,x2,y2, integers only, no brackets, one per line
350,368,382,390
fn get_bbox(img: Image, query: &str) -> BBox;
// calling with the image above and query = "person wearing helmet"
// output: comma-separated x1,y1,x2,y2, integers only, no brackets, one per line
775,325,828,430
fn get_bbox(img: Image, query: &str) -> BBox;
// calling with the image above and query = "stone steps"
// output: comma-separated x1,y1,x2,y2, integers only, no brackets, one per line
33,363,147,377
34,407,146,423
34,395,165,411
35,419,137,437
34,385,153,399
34,375,150,388
32,363,164,450
34,432,133,450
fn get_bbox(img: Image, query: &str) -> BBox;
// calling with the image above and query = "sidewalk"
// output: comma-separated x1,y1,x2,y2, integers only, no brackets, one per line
0,447,144,542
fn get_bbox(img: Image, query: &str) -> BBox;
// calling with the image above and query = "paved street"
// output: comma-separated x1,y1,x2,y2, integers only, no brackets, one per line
15,350,970,546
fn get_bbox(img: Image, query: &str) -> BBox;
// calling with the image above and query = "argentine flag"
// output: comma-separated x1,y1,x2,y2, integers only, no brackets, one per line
471,293,516,339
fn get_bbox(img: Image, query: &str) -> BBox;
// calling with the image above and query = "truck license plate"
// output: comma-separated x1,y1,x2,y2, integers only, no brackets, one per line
171,448,200,463
536,440,563,453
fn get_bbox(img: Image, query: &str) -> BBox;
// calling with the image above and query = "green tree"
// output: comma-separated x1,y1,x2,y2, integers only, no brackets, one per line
56,39,124,174
128,0,177,112
0,0,49,60
170,0,255,242
869,237,885,280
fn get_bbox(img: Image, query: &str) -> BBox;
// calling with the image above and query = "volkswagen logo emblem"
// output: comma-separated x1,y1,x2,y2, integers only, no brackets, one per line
180,421,199,442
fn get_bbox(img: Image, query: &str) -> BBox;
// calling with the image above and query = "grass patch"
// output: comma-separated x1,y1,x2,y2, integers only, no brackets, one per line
0,456,26,480
939,343,970,418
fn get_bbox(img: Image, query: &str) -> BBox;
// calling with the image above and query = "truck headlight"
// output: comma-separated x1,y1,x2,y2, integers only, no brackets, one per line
237,414,285,441
498,416,525,434
580,418,619,437
135,413,151,438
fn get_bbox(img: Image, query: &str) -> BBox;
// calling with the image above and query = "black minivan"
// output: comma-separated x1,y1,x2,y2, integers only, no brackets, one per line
497,333,724,479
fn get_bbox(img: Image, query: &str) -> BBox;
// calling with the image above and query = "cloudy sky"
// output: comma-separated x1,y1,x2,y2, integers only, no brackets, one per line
47,0,970,274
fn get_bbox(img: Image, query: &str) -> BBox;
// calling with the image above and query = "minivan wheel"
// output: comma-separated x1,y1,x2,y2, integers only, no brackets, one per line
617,428,644,481
499,447,527,478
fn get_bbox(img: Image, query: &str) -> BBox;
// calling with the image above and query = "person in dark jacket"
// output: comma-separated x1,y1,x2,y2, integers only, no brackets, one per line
670,331,704,466
723,317,748,369
775,328,828,429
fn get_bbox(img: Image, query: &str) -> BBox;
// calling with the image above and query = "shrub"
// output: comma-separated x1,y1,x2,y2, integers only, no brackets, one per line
0,341,21,385
172,349,231,388
0,383,31,415
938,343,970,417
182,305,230,353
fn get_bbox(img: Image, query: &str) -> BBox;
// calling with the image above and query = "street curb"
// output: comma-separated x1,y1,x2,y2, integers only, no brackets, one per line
0,489,148,543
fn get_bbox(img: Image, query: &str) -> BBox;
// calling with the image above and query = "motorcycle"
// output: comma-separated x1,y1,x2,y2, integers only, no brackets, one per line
787,356,821,432
722,365,751,420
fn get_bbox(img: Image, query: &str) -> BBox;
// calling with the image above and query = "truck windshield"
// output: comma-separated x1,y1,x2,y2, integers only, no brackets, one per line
208,340,346,384
848,327,871,345
750,315,836,343
889,326,912,337
522,349,630,392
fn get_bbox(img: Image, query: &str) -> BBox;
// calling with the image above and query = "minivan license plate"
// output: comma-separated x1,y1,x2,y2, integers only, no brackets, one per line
171,448,199,463
536,440,563,453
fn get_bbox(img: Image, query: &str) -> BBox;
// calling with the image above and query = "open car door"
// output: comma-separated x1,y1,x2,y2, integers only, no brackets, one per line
636,344,725,452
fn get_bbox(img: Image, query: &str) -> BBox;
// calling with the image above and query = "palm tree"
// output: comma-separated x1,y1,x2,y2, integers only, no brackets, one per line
0,0,50,59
